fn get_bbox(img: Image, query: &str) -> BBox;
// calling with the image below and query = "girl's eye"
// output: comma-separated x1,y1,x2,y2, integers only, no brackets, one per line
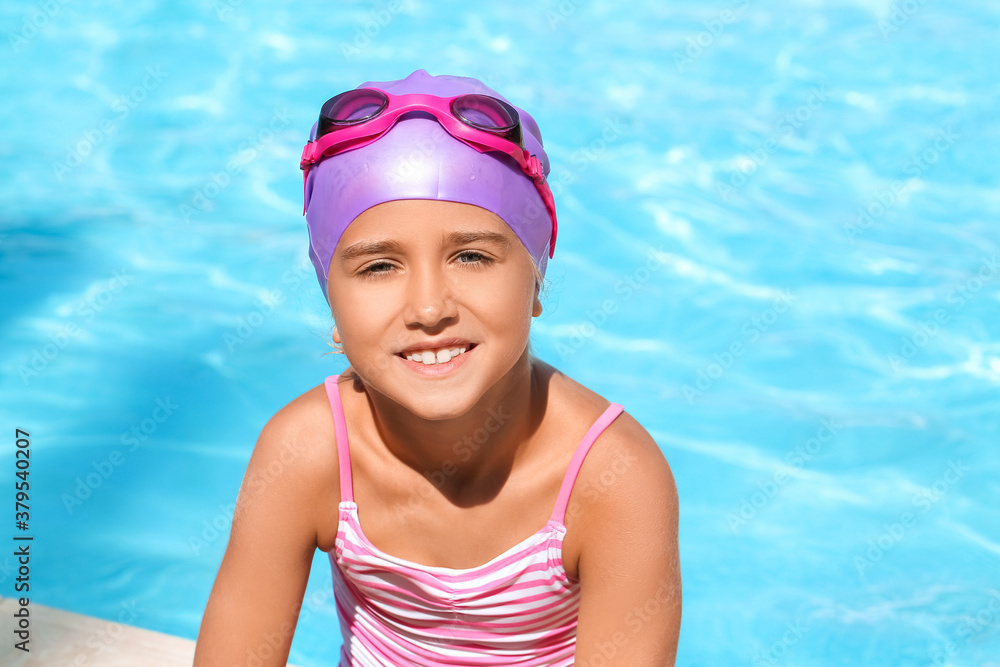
360,261,395,278
457,251,493,265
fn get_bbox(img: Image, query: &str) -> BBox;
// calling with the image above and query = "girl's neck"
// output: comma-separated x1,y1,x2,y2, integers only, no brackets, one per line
349,354,550,502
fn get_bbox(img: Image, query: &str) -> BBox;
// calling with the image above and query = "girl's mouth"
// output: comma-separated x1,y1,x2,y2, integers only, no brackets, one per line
396,344,477,374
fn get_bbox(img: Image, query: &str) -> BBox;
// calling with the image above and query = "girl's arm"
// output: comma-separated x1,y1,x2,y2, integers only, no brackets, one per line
573,419,682,666
194,398,331,666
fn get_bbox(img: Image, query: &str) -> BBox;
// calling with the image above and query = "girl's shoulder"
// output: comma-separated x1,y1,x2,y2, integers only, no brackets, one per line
255,380,340,466
246,380,342,548
537,360,673,517
537,359,661,457
544,362,677,577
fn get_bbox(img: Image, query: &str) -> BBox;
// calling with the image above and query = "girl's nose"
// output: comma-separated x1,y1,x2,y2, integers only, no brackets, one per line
402,265,459,328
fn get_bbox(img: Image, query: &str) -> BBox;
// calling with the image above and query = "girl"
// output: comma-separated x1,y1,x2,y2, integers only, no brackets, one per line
195,70,681,666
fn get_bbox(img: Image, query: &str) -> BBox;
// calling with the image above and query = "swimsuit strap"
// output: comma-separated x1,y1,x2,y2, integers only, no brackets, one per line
550,402,625,525
324,374,354,503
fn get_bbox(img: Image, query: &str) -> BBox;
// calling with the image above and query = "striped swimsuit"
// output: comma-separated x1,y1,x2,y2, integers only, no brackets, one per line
323,375,625,667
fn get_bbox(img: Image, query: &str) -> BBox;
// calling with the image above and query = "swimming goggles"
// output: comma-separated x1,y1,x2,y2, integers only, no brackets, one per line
300,88,558,257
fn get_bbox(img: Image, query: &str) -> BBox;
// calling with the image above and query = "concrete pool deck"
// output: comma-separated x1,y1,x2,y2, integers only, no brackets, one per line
0,596,303,666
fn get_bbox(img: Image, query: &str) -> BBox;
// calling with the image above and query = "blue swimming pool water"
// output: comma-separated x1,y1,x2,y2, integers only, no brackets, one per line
2,1,998,665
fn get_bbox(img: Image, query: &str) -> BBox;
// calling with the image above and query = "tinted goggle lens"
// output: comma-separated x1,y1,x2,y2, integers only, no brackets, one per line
451,94,522,145
317,89,388,139
450,95,517,128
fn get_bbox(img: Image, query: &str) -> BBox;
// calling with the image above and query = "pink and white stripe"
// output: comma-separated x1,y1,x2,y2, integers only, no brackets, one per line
324,375,625,666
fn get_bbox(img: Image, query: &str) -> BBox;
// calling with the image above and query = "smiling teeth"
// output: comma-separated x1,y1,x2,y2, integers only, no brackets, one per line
406,347,467,365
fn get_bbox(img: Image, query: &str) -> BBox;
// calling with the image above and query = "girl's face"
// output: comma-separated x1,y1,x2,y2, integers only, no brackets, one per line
327,199,542,418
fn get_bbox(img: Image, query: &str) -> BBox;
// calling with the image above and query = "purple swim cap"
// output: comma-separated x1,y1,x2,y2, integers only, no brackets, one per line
304,69,554,301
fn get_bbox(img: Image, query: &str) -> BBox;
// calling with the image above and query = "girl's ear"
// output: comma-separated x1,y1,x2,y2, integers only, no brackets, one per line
331,325,344,354
532,292,543,318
